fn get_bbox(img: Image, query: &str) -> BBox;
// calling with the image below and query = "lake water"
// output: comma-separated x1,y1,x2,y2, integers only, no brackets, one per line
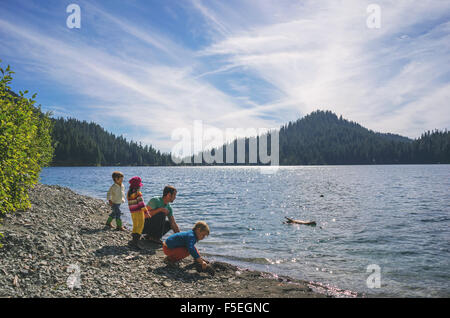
39,165,450,297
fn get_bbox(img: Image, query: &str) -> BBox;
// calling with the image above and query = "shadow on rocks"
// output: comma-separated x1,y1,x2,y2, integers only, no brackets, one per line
79,227,109,235
137,248,156,256
95,245,135,257
136,240,161,255
147,260,235,283
149,263,211,283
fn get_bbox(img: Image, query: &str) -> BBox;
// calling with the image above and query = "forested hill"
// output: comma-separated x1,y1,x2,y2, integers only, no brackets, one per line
51,118,173,166
279,110,449,164
186,110,449,165
49,110,450,166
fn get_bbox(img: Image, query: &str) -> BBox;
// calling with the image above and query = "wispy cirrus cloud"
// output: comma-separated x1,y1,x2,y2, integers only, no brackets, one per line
194,0,450,137
0,0,279,151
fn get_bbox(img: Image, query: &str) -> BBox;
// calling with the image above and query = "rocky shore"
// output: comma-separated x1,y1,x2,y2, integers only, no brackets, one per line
0,184,356,298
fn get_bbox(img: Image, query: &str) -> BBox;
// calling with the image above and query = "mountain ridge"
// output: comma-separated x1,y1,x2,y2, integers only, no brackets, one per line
47,109,450,166
187,110,449,165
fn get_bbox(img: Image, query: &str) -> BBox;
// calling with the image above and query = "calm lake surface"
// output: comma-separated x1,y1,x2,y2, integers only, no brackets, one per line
40,165,450,297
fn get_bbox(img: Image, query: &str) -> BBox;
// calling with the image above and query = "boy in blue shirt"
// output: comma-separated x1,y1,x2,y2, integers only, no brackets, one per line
163,221,210,271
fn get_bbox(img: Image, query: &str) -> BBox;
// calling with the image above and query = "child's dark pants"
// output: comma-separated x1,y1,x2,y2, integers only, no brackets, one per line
109,204,122,219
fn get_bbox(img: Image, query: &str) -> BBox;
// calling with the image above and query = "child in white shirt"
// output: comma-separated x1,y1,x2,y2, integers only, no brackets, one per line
106,171,126,231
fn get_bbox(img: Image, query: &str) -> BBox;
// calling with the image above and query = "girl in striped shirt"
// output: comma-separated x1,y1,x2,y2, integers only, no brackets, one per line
127,176,149,248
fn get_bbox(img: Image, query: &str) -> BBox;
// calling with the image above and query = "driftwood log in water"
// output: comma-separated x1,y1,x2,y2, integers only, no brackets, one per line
284,217,316,226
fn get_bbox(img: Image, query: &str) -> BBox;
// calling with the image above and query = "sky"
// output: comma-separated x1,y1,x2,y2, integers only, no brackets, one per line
0,0,449,153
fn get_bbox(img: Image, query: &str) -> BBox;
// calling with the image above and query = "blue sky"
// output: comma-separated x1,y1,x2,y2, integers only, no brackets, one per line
1,0,449,152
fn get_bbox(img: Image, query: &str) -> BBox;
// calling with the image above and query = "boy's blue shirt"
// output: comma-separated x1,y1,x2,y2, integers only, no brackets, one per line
165,230,200,259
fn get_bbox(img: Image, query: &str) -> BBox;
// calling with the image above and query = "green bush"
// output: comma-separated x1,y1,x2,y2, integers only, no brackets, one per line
0,60,54,217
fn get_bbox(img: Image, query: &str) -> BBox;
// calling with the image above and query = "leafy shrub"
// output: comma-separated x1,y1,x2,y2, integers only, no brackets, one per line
0,60,54,216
